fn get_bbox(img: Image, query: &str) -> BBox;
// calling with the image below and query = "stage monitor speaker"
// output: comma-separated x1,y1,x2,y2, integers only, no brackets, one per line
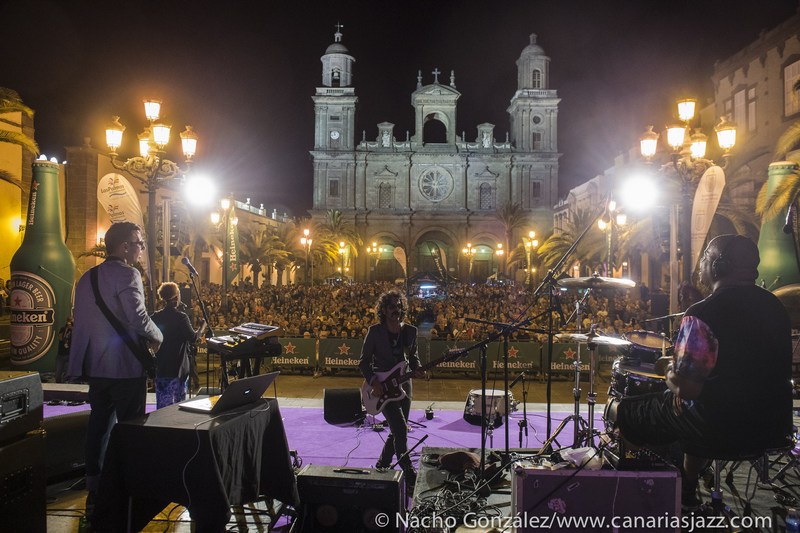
0,430,46,533
0,371,43,445
512,463,680,532
296,465,404,532
323,388,365,425
42,410,89,483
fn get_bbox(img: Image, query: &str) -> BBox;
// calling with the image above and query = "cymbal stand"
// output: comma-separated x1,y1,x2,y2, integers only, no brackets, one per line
585,327,600,447
186,267,215,394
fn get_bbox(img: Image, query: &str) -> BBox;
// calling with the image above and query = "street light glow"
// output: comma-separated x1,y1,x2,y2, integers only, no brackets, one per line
619,174,658,212
184,174,217,207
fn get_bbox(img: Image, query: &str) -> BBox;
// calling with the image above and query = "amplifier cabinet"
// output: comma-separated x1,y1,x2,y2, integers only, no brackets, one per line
296,464,405,532
511,463,680,532
0,371,43,444
0,429,46,533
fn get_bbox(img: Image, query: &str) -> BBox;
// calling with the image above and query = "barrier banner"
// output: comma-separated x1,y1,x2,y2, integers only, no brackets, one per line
487,341,541,373
273,338,317,367
319,338,363,368
548,343,626,373
428,340,481,374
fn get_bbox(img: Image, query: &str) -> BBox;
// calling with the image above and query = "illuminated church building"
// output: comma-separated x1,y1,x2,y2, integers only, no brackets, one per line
310,29,560,282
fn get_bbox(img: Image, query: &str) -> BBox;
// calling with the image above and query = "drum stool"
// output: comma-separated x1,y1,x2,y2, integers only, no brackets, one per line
689,436,795,514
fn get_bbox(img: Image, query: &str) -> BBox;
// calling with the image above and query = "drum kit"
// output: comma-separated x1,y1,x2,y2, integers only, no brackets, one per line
459,273,675,453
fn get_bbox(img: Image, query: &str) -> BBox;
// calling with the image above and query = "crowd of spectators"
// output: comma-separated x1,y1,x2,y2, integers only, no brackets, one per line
190,280,658,342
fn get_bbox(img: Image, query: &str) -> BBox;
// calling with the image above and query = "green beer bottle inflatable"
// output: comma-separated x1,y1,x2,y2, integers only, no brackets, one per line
9,156,76,371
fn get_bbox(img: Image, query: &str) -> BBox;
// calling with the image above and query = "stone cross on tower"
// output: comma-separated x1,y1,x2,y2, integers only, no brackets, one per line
334,22,344,42
432,68,441,83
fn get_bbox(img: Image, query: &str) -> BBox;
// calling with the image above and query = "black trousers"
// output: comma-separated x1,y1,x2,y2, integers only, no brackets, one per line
379,381,413,470
615,390,707,450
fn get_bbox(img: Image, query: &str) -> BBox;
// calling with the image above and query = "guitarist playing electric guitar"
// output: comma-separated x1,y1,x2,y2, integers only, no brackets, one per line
358,289,425,491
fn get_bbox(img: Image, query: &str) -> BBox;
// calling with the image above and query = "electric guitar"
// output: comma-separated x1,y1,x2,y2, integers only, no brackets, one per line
361,348,467,415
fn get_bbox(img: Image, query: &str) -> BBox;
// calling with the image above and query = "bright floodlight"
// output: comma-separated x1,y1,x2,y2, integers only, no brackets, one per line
619,174,658,212
183,174,217,207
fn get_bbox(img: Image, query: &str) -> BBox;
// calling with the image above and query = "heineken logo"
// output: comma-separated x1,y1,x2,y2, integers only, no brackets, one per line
9,272,57,364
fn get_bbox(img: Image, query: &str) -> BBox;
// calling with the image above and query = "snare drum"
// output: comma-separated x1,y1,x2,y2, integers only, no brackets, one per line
609,357,667,398
624,330,672,364
463,388,517,427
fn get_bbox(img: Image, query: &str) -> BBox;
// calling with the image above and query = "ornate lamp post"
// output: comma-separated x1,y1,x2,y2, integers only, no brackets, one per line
105,100,197,307
495,243,504,278
640,98,736,312
210,197,238,312
597,200,626,277
338,241,347,279
524,230,539,290
462,242,475,282
300,229,313,285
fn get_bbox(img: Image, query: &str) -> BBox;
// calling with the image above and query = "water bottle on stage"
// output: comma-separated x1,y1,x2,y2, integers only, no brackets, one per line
9,157,76,372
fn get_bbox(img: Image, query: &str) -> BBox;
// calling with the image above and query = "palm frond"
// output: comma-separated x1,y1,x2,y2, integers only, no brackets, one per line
0,129,38,156
756,171,800,219
775,121,800,161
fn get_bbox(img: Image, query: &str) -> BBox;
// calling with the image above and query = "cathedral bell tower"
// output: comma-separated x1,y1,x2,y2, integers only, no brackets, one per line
507,34,559,153
311,25,358,210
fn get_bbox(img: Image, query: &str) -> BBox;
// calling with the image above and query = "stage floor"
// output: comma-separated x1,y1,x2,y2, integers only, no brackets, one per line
40,373,800,532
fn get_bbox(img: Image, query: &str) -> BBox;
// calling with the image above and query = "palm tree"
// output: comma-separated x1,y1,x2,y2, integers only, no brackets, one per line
537,207,606,275
0,88,38,188
238,225,289,288
318,209,363,274
494,202,529,273
757,79,800,220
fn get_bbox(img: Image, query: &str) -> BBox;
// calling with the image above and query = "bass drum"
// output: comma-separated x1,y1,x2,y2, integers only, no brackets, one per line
463,389,516,428
609,357,667,398
624,330,672,364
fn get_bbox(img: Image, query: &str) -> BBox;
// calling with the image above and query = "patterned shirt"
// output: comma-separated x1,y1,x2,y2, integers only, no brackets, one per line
673,315,718,384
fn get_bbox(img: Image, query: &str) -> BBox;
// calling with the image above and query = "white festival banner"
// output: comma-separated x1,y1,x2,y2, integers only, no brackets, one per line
690,165,726,273
97,173,149,273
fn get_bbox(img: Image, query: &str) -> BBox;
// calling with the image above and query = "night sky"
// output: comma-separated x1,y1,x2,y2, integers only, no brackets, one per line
2,0,797,217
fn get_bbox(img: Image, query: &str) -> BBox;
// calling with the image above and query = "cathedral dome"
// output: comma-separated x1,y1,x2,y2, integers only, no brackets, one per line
520,33,545,56
325,42,349,54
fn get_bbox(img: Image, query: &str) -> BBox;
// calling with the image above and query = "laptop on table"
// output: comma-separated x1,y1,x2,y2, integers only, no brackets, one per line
178,371,279,415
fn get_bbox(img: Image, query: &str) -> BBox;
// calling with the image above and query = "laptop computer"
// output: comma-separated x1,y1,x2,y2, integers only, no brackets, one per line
178,371,280,415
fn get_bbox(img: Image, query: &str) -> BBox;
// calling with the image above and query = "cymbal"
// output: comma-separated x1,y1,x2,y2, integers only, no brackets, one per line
554,333,631,346
557,276,636,290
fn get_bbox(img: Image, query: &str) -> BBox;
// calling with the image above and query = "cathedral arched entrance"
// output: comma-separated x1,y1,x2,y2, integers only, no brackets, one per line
413,230,456,281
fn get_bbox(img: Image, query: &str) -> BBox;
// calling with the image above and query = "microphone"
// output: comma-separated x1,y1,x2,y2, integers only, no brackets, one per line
510,370,526,388
182,256,199,277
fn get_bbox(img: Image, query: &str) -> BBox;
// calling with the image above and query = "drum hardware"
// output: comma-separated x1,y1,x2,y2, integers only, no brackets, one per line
557,274,637,290
510,370,530,448
623,330,673,364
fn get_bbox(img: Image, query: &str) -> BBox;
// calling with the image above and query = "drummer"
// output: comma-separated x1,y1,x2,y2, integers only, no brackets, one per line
609,235,792,510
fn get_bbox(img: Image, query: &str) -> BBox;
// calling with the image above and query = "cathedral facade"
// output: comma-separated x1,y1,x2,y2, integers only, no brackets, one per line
310,29,560,283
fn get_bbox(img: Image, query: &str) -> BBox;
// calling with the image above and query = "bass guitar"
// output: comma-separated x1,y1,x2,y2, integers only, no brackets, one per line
361,348,467,415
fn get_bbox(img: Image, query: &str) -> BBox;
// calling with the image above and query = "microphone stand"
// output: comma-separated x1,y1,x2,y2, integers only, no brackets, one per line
510,371,528,448
186,268,215,393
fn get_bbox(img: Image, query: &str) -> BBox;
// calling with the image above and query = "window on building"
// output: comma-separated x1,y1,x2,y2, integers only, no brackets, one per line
747,87,757,132
532,132,543,150
531,181,542,200
332,68,341,87
479,183,493,210
329,179,340,198
379,182,392,208
785,59,800,117
330,115,341,121
733,89,746,131
532,69,542,89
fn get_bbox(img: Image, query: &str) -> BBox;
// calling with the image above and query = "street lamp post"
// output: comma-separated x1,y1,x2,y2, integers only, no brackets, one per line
366,242,382,282
524,230,539,291
338,241,347,279
495,243,504,278
300,229,312,285
640,98,736,312
462,242,475,282
597,200,626,277
105,100,197,309
210,197,238,313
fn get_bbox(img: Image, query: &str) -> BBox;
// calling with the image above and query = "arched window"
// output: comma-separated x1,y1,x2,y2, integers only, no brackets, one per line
331,68,341,87
479,183,493,210
379,182,392,208
532,69,542,89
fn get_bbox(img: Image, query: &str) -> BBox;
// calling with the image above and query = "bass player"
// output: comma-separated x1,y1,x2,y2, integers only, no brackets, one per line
358,289,425,491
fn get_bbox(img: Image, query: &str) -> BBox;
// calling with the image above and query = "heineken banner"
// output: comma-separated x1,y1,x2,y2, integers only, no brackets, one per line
319,338,363,369
273,338,316,367
428,340,541,375
226,205,241,284
548,343,626,373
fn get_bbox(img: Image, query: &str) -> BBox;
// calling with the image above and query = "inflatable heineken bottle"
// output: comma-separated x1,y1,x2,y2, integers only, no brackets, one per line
9,156,76,371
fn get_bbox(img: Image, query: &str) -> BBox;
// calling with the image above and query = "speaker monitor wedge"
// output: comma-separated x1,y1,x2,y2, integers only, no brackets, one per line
323,388,365,425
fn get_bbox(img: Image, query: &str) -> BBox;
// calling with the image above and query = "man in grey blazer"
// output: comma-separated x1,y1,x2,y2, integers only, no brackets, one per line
67,221,163,504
